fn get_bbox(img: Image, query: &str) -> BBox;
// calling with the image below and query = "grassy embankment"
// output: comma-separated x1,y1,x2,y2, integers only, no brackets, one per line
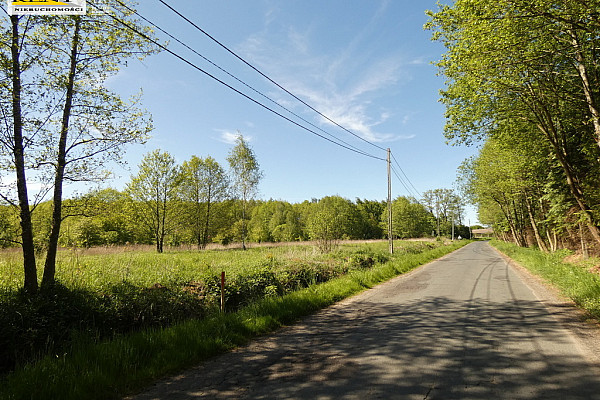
0,240,468,400
492,240,600,318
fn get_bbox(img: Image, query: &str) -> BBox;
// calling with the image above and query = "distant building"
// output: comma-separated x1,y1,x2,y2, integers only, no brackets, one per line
472,228,494,239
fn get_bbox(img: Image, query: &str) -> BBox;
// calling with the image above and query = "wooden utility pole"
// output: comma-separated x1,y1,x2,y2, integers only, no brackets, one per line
387,148,393,254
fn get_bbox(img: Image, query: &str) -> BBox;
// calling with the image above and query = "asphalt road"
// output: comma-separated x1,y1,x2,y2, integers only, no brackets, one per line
129,241,600,399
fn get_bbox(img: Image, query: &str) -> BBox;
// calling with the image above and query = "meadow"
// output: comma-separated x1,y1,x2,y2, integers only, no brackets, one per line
0,239,468,399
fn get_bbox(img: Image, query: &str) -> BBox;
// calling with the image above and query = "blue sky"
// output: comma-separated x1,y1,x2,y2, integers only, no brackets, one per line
103,0,479,223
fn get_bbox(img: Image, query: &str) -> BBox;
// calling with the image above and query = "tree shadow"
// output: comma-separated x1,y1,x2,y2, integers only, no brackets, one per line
133,296,600,399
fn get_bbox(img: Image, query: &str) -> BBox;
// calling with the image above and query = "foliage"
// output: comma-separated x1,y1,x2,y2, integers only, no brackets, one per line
381,196,433,239
179,156,229,249
0,4,158,292
306,196,363,252
126,150,182,253
227,134,263,250
421,189,465,237
427,0,600,252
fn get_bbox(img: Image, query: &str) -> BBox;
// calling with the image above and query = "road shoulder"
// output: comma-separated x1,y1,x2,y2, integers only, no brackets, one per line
492,244,600,367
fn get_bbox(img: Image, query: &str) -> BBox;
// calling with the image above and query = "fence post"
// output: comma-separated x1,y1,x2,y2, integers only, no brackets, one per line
220,271,225,313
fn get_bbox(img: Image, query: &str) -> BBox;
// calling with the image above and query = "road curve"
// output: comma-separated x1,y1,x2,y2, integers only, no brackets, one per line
129,241,600,399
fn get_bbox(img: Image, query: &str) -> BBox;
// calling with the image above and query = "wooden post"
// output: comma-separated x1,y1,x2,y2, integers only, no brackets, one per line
579,222,589,259
220,271,225,313
387,148,393,254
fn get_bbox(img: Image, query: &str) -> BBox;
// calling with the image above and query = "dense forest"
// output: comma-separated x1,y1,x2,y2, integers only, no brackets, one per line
428,0,600,255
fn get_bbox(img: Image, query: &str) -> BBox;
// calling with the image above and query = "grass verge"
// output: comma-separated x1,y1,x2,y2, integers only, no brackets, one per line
1,241,467,400
491,240,600,318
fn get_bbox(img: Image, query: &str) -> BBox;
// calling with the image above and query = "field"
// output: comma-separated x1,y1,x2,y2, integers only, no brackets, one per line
0,239,468,400
1,240,401,290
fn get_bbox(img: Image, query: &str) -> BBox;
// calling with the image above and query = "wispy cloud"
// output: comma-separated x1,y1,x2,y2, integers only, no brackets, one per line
215,129,252,144
237,4,413,144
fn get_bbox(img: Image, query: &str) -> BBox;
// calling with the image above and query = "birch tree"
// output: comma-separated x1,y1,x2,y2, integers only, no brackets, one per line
1,3,157,292
226,134,263,250
180,156,229,249
127,150,182,253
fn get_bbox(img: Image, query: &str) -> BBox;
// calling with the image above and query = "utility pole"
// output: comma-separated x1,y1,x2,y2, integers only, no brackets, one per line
387,148,393,254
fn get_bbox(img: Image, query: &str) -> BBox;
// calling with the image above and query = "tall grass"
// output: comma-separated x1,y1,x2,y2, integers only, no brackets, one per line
492,240,600,318
0,241,400,290
0,240,468,400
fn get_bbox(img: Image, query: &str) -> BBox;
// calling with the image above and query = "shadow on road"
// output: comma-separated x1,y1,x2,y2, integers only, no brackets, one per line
134,295,600,399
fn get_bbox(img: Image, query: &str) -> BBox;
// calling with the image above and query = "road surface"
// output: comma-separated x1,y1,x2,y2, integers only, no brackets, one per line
129,241,600,399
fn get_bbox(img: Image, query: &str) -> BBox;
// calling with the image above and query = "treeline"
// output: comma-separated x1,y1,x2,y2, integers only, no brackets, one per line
0,190,469,252
428,0,600,254
0,176,469,254
0,194,382,249
1,136,470,253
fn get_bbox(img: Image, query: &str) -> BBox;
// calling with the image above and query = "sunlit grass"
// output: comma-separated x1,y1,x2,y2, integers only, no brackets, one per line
1,241,395,291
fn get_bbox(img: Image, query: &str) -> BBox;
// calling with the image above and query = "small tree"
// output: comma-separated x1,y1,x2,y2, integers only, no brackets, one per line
307,196,358,252
180,156,229,249
127,150,182,253
226,134,263,250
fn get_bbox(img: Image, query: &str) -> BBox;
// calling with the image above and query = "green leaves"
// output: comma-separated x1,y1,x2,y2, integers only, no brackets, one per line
226,134,263,202
126,150,182,253
226,134,263,249
428,0,600,249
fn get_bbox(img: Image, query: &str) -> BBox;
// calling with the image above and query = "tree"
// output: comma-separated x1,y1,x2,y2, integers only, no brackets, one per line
226,134,263,250
0,202,20,248
247,200,303,243
1,5,157,292
426,0,600,248
57,188,138,247
306,196,360,252
422,189,464,237
180,156,229,249
127,150,182,253
356,199,385,239
382,197,432,239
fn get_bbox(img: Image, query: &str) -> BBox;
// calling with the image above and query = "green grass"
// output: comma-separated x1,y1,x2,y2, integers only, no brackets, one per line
0,241,439,291
491,240,600,318
0,240,468,400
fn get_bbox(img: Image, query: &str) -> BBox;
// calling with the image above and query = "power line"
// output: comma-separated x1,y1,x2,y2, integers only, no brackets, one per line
391,151,421,199
110,0,377,160
390,164,418,199
87,1,386,162
157,0,388,153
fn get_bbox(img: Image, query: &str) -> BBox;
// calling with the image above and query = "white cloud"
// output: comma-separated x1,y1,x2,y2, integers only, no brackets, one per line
215,129,252,145
236,10,413,145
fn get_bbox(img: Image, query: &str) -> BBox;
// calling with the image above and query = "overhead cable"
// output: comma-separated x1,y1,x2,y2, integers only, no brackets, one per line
390,164,418,199
87,0,386,161
111,0,376,159
391,151,422,199
157,0,388,153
